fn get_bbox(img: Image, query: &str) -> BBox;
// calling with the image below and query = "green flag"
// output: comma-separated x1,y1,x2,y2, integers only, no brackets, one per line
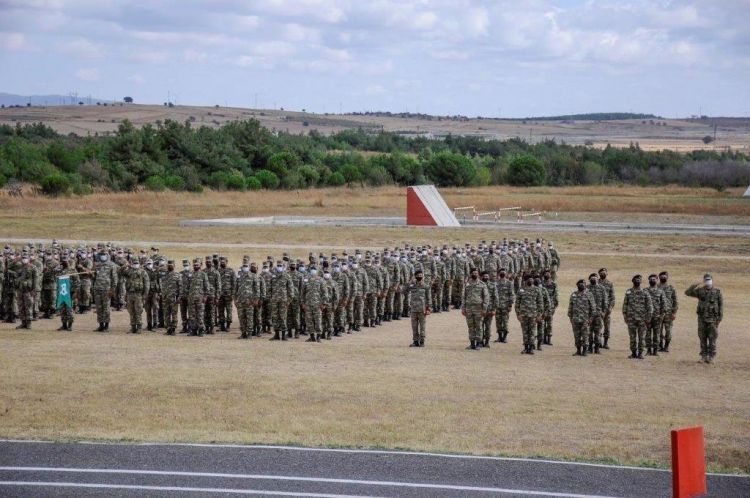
56,275,73,310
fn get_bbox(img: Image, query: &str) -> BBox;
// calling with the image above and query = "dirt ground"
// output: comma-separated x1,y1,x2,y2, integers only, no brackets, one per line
2,104,748,151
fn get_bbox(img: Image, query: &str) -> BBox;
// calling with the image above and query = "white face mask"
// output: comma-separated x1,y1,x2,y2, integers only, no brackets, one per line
309,269,318,276
276,266,283,273
22,258,29,264
183,265,189,270
342,265,348,271
241,266,249,272
352,263,358,269
132,264,140,269
334,267,340,273
356,254,362,260
146,263,153,270
323,273,331,280
704,279,713,288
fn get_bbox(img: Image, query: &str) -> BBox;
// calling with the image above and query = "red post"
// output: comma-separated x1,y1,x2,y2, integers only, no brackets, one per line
671,426,707,498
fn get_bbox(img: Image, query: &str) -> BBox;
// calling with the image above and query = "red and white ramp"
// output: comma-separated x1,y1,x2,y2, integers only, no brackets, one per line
406,185,461,227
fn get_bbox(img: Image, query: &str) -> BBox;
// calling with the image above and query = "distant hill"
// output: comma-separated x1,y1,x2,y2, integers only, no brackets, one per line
524,112,661,121
0,92,112,107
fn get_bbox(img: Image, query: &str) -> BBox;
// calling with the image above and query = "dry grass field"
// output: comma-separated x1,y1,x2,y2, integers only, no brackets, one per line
0,186,748,474
2,104,749,151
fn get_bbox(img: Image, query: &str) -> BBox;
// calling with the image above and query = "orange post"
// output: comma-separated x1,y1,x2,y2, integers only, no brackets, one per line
671,426,707,498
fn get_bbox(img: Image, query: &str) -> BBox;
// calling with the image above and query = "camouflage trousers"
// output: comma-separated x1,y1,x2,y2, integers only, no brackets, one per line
481,313,493,342
646,317,662,349
218,294,233,326
519,316,536,347
443,280,452,309
335,303,347,330
627,320,647,353
322,305,334,334
464,307,483,342
204,296,217,329
660,317,674,345
180,297,189,329
495,309,510,336
410,311,426,342
571,320,589,349
59,303,74,324
262,298,272,329
33,288,40,317
304,306,322,335
544,311,554,339
353,295,364,326
237,303,256,337
271,299,288,334
127,294,144,328
41,288,56,314
364,294,376,322
116,279,126,308
188,298,205,332
286,298,300,332
163,297,179,332
377,293,386,318
93,290,111,323
2,287,18,317
602,311,612,339
698,319,719,357
402,289,411,316
589,315,604,347
145,291,159,326
79,279,92,308
431,281,443,311
452,280,464,307
385,288,397,316
18,291,33,322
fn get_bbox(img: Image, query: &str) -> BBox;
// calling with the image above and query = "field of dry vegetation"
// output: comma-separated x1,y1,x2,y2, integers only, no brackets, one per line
0,185,748,473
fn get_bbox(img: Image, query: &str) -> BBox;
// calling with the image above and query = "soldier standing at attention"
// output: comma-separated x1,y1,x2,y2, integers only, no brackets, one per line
541,270,558,346
622,275,653,359
407,269,431,347
76,249,93,314
204,257,221,334
301,266,325,343
179,259,192,333
161,260,181,335
494,268,514,343
217,256,235,332
598,268,615,349
235,260,262,340
658,271,678,352
286,262,303,338
270,260,296,341
516,274,543,355
92,248,117,332
187,258,210,336
40,254,60,319
14,253,35,330
480,270,496,348
462,267,489,350
645,274,666,356
144,259,159,331
587,273,609,354
568,279,596,356
533,275,550,351
123,259,149,333
685,274,723,364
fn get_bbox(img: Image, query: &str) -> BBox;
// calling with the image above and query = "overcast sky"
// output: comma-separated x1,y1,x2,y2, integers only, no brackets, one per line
1,0,749,117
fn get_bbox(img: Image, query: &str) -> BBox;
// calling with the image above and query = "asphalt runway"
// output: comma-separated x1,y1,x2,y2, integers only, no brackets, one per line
0,441,747,497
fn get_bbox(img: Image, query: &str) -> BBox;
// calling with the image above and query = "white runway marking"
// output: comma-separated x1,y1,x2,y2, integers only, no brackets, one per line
0,467,623,497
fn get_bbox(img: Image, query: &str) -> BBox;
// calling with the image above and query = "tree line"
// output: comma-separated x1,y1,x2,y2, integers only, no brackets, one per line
0,119,747,196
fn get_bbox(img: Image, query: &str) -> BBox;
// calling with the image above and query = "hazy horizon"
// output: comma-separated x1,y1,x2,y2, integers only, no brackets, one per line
1,1,748,118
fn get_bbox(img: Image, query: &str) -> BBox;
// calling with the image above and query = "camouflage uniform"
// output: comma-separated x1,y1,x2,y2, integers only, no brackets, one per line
322,273,338,339
482,278,497,346
144,263,160,330
364,260,381,326
301,273,326,341
516,281,543,353
92,253,117,330
235,268,263,339
599,275,615,347
187,261,210,335
333,267,350,334
407,278,431,346
645,284,666,355
2,255,20,322
270,265,296,340
541,278,558,345
385,257,401,320
494,277,514,342
161,263,181,335
31,255,43,319
76,254,93,312
568,288,595,354
685,279,723,362
587,282,609,353
14,260,36,329
286,268,303,336
179,261,192,333
622,286,654,358
218,259,236,331
261,267,274,333
204,259,221,334
548,245,560,280
431,255,445,313
353,263,369,329
41,258,60,318
114,253,128,310
57,263,79,330
462,278,489,347
123,264,149,332
659,281,678,351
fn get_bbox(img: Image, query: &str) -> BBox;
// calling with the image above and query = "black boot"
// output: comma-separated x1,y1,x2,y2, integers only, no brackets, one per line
637,349,644,359
315,334,321,343
147,319,153,331
536,338,542,351
419,339,425,347
663,339,670,353
482,338,490,348
220,321,226,332
581,346,587,357
57,322,67,331
527,344,534,355
495,333,502,343
594,343,600,354
66,321,73,331
409,341,419,347
501,331,508,343
652,347,658,356
131,325,137,334
466,340,477,350
270,331,280,341
96,322,105,332
306,334,316,342
573,346,581,356
629,349,637,358
602,337,609,349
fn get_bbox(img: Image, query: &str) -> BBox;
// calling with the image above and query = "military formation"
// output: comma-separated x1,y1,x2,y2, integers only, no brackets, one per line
1,239,723,363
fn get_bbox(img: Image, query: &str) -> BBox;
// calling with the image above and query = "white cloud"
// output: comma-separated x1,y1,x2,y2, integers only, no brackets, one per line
0,32,25,51
129,51,169,63
75,68,100,81
282,23,321,43
56,37,104,58
184,49,207,63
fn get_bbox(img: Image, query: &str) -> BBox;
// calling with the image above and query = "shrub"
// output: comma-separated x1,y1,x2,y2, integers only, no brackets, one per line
425,151,476,186
164,174,185,191
225,170,246,190
327,171,345,186
208,171,229,190
254,169,280,189
0,173,6,188
246,176,262,191
145,175,166,191
40,173,71,196
507,154,546,186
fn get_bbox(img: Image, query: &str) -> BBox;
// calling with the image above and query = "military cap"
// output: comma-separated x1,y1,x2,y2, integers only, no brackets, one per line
414,269,423,275
167,260,175,265
145,258,153,265
703,273,712,281
577,279,585,285
355,249,361,254
659,271,668,277
182,259,189,265
219,256,227,261
648,274,657,279
632,274,642,282
212,253,218,258
599,268,608,273
276,260,283,266
205,255,211,260
192,258,201,265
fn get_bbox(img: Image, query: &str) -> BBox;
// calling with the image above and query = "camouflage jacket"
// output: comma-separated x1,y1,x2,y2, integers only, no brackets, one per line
123,267,149,296
462,279,489,311
180,268,192,299
205,267,221,297
685,284,723,323
495,279,515,311
622,287,653,323
270,271,296,302
407,280,431,313
234,272,263,305
93,260,118,293
600,279,615,312
218,266,236,297
542,280,559,309
161,270,181,300
568,289,595,323
660,283,678,315
188,269,210,300
587,283,609,315
515,284,543,318
301,276,326,307
645,286,666,317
